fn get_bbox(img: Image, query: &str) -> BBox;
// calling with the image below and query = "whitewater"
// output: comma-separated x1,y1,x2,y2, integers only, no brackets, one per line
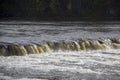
0,21,120,80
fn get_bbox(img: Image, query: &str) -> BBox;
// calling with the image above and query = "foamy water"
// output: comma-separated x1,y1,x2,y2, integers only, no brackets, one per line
0,22,120,80
0,49,120,80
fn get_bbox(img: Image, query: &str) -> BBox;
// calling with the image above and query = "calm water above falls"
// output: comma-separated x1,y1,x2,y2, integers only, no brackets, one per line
0,22,120,80
0,21,120,43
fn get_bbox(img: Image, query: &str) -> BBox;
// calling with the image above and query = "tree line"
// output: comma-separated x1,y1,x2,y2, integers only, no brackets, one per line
0,0,120,21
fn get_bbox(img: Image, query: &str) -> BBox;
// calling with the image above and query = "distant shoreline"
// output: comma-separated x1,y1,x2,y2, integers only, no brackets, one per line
0,16,120,22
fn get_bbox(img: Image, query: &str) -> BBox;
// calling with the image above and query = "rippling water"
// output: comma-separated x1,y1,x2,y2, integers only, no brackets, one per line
0,21,120,43
0,21,120,80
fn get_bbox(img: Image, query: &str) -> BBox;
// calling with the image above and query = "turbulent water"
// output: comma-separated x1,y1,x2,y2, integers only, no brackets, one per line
0,21,120,80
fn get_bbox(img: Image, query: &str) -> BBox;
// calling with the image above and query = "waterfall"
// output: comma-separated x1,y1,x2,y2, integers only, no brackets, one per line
0,38,120,56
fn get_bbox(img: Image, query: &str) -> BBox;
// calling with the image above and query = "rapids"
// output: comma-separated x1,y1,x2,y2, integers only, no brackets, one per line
0,21,120,80
0,50,120,80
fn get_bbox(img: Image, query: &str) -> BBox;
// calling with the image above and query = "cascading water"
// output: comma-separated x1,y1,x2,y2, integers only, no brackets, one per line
0,39,120,56
0,22,120,80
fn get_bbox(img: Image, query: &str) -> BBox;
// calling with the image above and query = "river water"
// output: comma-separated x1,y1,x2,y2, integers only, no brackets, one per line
0,21,120,80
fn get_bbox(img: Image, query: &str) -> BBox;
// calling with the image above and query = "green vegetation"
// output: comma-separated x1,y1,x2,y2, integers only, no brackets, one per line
0,0,120,21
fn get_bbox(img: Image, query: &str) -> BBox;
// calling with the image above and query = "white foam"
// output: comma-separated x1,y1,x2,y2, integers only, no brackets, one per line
0,49,120,80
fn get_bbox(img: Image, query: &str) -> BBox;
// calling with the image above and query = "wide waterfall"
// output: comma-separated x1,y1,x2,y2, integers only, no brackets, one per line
0,22,120,80
0,39,120,56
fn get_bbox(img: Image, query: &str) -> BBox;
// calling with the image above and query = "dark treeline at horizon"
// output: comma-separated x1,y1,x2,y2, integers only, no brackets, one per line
0,0,120,21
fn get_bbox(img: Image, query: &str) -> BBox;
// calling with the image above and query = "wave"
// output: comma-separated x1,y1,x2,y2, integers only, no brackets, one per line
0,38,120,56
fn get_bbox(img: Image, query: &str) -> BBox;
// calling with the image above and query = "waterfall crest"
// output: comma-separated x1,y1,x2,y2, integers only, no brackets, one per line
0,39,120,56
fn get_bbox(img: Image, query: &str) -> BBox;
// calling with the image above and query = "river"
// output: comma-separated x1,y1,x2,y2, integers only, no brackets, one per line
0,21,120,80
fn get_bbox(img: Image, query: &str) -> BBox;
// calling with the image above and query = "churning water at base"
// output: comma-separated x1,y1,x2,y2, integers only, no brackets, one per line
0,21,120,80
0,50,120,80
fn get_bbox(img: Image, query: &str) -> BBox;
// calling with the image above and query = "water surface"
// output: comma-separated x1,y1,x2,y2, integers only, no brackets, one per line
0,21,120,80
